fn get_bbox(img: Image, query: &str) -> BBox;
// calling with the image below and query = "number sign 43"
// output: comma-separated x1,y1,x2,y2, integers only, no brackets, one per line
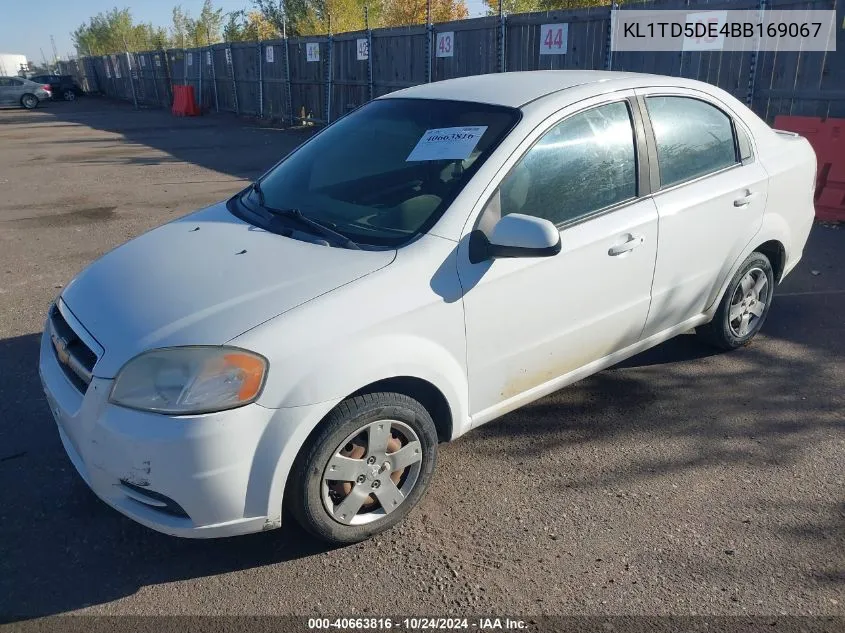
436,32,454,58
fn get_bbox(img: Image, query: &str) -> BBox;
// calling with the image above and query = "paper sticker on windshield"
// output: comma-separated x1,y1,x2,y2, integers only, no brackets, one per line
406,126,488,162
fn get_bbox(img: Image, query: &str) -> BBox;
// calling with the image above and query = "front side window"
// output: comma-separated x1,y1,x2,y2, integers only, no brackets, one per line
496,101,637,227
239,98,519,248
646,96,738,188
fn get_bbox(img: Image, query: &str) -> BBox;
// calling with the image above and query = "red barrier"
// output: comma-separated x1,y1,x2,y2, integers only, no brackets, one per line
774,115,845,222
171,85,200,117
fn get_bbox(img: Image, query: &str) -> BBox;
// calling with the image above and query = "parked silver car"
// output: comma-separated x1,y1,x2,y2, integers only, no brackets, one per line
0,76,51,109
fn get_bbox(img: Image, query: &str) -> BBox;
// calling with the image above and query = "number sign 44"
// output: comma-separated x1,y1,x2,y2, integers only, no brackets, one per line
539,23,569,55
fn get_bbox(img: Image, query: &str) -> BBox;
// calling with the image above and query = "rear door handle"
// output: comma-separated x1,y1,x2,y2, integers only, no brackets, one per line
608,234,644,256
734,191,759,207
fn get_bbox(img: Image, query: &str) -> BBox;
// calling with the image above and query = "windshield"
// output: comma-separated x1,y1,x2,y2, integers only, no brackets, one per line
235,98,520,248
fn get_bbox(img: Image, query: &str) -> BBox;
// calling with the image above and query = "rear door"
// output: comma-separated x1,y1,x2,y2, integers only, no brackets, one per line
0,78,14,106
635,89,768,338
8,78,26,104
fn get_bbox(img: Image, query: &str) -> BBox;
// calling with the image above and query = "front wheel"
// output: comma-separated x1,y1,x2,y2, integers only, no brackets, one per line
696,252,774,350
287,392,438,544
63,89,77,101
21,94,38,110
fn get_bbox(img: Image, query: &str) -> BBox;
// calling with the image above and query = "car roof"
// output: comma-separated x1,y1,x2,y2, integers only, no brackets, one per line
381,70,659,108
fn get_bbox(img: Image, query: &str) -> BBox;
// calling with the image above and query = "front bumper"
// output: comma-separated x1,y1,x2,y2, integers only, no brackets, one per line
38,326,327,538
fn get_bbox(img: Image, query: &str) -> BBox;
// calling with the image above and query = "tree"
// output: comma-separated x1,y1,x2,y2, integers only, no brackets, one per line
171,5,191,47
483,0,620,15
224,10,280,41
380,0,468,27
72,8,167,55
193,0,226,45
252,0,306,35
296,0,370,35
252,0,469,35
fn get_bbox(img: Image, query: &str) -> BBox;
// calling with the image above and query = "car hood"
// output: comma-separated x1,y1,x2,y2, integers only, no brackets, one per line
61,202,395,377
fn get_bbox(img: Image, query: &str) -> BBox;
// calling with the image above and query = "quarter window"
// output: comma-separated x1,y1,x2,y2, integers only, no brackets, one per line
736,124,753,162
646,96,738,187
497,101,638,226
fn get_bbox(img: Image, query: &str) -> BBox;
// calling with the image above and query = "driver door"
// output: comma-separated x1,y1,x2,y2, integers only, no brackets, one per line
458,97,659,422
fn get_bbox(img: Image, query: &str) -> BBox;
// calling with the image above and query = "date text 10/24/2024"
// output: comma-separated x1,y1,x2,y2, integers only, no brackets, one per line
308,618,528,630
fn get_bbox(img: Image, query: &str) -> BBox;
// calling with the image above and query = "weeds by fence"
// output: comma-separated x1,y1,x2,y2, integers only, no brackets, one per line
58,0,844,125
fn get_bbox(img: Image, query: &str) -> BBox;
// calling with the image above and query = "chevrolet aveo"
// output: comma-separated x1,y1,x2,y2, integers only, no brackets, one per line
39,71,815,543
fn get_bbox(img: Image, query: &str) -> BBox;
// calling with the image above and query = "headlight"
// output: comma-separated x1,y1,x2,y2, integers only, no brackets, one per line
109,346,267,414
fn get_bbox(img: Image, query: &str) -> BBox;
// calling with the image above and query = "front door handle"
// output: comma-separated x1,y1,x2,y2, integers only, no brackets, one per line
734,191,759,207
608,234,644,256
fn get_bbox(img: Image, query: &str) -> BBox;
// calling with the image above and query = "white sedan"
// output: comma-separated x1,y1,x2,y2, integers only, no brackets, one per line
39,71,815,543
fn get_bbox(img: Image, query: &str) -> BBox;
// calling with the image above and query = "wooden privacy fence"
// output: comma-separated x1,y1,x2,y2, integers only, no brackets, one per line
59,0,844,125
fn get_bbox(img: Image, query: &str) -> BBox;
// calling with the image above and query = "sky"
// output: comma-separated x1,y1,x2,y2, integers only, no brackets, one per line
0,0,488,64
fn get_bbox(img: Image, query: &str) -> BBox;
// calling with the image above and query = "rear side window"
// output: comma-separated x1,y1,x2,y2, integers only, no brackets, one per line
646,96,738,188
497,101,637,226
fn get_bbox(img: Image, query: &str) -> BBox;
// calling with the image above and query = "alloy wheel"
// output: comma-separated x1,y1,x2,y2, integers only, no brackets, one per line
728,267,769,337
322,419,423,526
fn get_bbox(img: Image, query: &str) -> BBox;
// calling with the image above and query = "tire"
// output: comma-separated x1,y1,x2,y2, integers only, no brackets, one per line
63,89,76,102
20,94,38,110
287,392,438,544
696,252,774,350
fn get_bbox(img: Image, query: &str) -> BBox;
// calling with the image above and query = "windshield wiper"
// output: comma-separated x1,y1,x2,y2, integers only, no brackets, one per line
249,180,266,207
245,181,360,250
265,206,361,250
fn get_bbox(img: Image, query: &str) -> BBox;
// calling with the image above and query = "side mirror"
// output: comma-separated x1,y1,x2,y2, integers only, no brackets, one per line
468,213,561,263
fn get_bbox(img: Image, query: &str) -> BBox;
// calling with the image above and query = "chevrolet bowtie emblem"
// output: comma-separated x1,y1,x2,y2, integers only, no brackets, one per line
51,332,71,367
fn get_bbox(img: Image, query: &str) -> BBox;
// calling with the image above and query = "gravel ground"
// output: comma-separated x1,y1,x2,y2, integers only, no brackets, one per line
0,99,843,621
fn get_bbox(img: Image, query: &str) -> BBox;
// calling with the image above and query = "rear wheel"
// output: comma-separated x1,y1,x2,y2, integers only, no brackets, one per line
21,94,38,110
62,89,77,102
287,392,438,544
696,252,774,350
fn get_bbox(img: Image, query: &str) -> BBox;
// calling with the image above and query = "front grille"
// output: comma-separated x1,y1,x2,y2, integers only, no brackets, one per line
49,304,97,392
119,480,191,519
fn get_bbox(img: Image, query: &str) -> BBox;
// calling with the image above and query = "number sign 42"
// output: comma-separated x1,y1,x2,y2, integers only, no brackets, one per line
539,23,569,55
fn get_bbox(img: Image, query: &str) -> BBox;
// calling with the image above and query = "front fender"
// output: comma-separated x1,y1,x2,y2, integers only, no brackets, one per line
242,334,470,526
272,333,470,439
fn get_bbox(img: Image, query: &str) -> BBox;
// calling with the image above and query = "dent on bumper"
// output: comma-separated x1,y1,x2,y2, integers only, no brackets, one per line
39,328,332,538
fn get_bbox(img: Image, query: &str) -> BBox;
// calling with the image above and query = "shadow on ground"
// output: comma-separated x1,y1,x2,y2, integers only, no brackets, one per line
1,98,316,181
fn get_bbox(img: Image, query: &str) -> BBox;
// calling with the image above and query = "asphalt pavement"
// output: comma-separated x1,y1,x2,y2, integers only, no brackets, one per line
0,99,842,621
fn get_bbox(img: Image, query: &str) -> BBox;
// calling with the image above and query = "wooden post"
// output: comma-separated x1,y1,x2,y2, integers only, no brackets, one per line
365,6,373,102
746,0,767,107
326,16,333,124
605,0,617,71
498,1,506,73
210,47,219,112
229,44,239,114
150,52,161,106
258,42,264,117
425,0,433,83
283,19,293,126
